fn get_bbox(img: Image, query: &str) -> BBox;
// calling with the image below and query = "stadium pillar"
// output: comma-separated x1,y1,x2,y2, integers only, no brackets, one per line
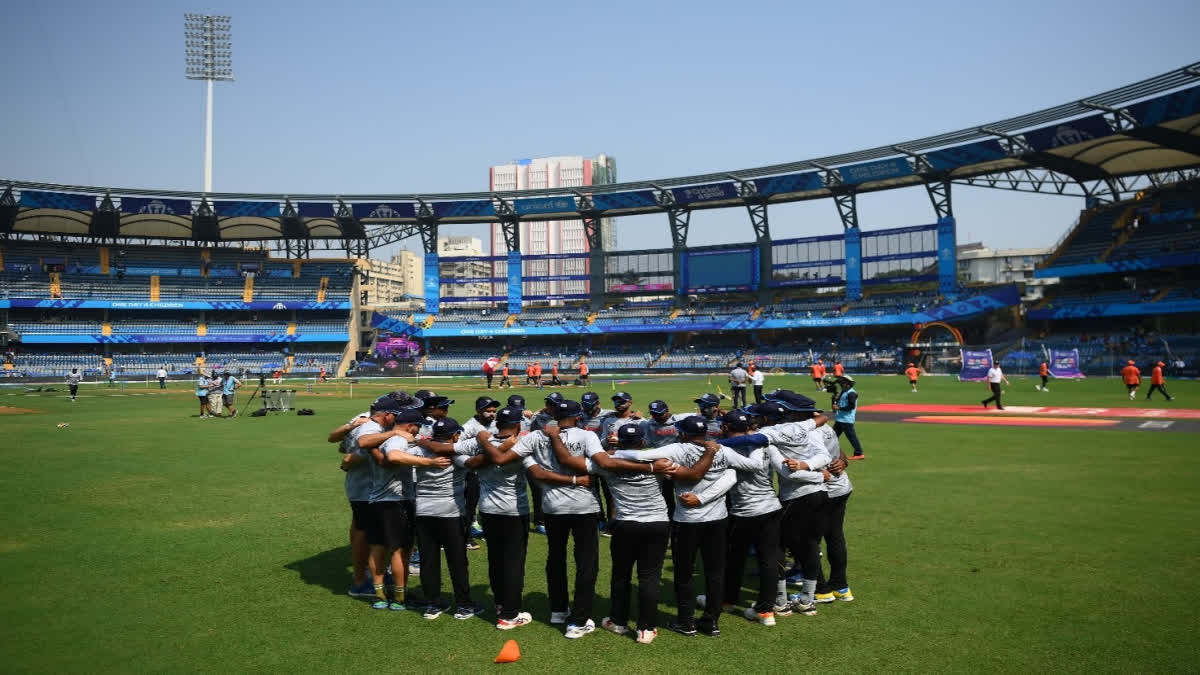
583,214,606,310
419,218,440,314
833,190,862,301
668,208,690,305
745,199,772,306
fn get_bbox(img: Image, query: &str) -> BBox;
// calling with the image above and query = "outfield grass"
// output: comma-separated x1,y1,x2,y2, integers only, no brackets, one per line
1,374,1197,673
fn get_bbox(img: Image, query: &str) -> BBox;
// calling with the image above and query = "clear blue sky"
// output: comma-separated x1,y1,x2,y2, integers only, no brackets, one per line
2,0,1197,258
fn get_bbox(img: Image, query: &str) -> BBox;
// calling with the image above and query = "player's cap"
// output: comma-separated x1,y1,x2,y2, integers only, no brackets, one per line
908,362,915,367
554,400,584,419
507,394,526,409
393,409,426,425
648,400,670,415
1157,361,1165,367
580,392,601,407
388,391,424,409
721,410,751,432
431,417,463,439
616,423,643,445
495,407,524,427
414,389,437,401
544,392,565,405
694,393,721,408
475,396,500,411
427,396,454,409
1127,360,1135,365
674,415,710,437
612,391,633,403
765,389,821,412
370,393,407,414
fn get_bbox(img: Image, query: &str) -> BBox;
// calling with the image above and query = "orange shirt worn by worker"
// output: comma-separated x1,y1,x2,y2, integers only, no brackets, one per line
579,363,590,378
834,363,845,377
1121,363,1140,385
552,364,559,377
1039,362,1049,377
810,363,823,379
905,365,920,381
1151,364,1164,385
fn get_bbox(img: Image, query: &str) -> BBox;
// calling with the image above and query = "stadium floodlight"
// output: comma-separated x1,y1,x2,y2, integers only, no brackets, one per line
183,13,233,193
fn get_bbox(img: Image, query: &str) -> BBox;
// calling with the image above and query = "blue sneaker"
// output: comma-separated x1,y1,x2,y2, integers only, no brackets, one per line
470,521,484,538
535,525,547,535
388,601,406,611
348,581,375,598
371,599,390,610
454,604,480,620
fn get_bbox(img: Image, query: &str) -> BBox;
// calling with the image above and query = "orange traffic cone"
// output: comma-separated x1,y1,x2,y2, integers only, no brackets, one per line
494,639,521,664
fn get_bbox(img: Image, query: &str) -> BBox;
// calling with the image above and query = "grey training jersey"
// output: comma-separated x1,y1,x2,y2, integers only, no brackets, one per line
640,417,681,448
461,416,497,440
454,436,529,517
724,442,782,518
513,428,602,515
599,414,638,449
585,458,668,523
759,420,832,501
369,434,416,502
815,424,853,498
66,373,81,386
412,442,466,517
615,443,764,523
342,412,373,502
528,410,555,433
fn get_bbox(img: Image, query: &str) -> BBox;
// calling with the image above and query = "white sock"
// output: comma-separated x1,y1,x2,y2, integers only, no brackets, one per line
775,580,788,607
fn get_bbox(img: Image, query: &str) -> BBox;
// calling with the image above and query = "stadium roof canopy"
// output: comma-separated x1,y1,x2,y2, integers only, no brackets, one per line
2,62,1199,249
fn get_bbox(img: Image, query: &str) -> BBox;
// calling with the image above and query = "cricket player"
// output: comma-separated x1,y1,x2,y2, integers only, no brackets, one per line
66,368,81,402
330,410,373,596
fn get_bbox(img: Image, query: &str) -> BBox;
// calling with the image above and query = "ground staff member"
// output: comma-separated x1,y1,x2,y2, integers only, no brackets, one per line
67,368,81,402
729,364,749,408
1121,360,1141,399
814,422,854,604
832,375,865,460
905,363,920,393
982,363,1010,410
720,390,831,613
542,422,676,644
477,400,604,639
1038,361,1050,392
196,372,212,418
156,366,167,390
411,418,479,620
616,416,764,638
221,371,241,418
329,410,373,597
1147,361,1173,401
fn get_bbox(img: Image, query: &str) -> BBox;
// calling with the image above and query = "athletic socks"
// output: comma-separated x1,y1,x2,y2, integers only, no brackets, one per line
800,579,817,604
394,586,405,605
374,583,387,602
775,580,788,607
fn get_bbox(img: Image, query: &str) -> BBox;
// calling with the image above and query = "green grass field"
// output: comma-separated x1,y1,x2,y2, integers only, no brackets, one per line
1,373,1197,673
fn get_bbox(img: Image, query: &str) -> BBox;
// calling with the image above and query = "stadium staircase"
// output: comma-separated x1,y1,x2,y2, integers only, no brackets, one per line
49,272,62,299
287,322,297,336
1041,210,1093,268
504,314,517,328
0,246,5,271
1097,205,1138,262
317,277,329,303
242,275,254,302
668,308,681,320
101,322,113,336
586,311,597,325
423,315,435,329
197,323,207,337
647,351,667,368
750,307,764,319
1151,287,1174,303
150,275,160,301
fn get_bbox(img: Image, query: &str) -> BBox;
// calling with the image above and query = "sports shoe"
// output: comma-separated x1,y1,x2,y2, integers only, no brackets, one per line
497,612,532,630
454,604,479,620
833,587,854,602
696,619,721,637
423,605,446,620
388,601,406,611
564,619,596,639
784,567,804,584
465,539,481,550
535,525,547,535
772,603,793,617
814,592,836,604
667,622,696,637
788,595,818,616
550,609,570,624
744,606,775,626
371,599,390,610
470,521,484,538
601,617,629,636
635,628,658,644
348,580,375,598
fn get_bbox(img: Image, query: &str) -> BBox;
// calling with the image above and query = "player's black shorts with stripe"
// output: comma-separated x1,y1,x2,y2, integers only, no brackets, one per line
350,501,370,531
366,500,415,549
69,384,78,396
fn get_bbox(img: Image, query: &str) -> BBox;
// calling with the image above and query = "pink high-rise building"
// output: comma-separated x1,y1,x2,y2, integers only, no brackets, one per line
489,155,617,300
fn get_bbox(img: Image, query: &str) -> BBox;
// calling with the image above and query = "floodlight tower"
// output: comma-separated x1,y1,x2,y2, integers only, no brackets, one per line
184,14,233,193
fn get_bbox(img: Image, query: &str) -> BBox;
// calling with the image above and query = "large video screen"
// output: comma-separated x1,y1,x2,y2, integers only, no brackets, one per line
684,248,755,293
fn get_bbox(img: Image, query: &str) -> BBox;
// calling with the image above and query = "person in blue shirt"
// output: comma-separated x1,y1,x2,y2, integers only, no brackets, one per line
832,376,865,460
195,372,212,418
221,371,242,418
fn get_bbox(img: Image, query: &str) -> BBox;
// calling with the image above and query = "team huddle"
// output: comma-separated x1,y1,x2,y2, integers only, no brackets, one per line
330,385,856,643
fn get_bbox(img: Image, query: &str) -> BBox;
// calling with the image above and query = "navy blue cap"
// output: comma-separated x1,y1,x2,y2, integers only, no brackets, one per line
414,389,437,401
554,400,584,419
544,392,565,405
674,415,709,436
648,400,670,415
370,393,406,414
475,396,500,411
721,410,752,432
581,392,601,407
495,407,524,426
432,417,463,439
764,389,820,412
507,394,526,409
694,393,721,408
389,391,424,409
393,409,426,425
423,395,454,409
612,391,633,403
616,422,644,444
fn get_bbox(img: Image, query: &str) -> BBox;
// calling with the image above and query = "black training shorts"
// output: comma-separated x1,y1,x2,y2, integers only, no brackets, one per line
366,500,414,549
350,500,370,531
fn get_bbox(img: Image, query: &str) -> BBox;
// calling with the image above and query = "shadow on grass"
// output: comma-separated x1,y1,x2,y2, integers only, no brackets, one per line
285,545,352,595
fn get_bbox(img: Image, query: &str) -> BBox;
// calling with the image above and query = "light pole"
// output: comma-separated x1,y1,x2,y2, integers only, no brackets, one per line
184,14,233,193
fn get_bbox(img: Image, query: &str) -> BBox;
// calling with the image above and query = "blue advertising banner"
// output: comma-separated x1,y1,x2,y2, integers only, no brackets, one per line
754,171,824,196
18,332,348,345
213,201,281,218
0,299,350,311
1035,250,1200,279
773,259,846,271
424,252,440,314
514,196,576,215
592,190,657,211
1049,349,1085,379
1128,84,1200,126
773,232,845,246
936,216,957,296
439,296,505,303
1027,298,1200,320
432,200,496,219
959,349,993,382
838,158,912,185
296,202,337,218
441,277,507,284
521,274,590,282
1023,115,1112,152
507,251,523,314
768,276,843,288
844,227,862,300
670,182,740,205
350,202,417,220
924,140,1007,172
120,197,192,216
18,190,95,211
